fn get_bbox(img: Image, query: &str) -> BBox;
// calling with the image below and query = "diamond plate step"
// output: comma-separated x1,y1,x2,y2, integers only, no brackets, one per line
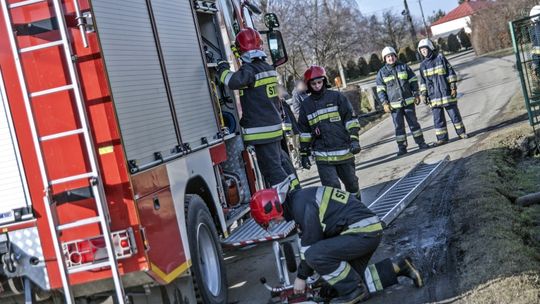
221,219,296,248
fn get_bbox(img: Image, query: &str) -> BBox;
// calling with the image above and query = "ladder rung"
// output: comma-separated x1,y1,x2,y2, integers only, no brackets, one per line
68,260,112,274
50,172,94,185
20,40,64,53
30,84,73,98
9,0,45,9
57,216,101,231
40,128,84,142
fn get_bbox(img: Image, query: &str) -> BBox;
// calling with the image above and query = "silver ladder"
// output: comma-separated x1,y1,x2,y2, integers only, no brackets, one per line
0,0,126,303
368,156,449,226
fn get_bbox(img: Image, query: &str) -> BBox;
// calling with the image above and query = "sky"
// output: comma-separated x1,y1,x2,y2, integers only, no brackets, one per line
355,0,459,20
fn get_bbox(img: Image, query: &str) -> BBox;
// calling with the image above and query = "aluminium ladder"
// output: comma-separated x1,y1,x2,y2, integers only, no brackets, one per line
0,0,126,303
368,156,450,226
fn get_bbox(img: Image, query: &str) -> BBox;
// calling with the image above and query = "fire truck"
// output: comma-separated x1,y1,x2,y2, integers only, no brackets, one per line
0,0,291,303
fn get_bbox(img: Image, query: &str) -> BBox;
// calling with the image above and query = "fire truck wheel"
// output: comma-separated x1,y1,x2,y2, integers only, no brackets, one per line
185,195,227,304
282,242,297,273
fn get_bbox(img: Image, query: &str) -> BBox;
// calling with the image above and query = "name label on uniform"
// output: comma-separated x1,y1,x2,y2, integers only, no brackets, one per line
330,116,341,122
266,83,277,98
331,189,349,204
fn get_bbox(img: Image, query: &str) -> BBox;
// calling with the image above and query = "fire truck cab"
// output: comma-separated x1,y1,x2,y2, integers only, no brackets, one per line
0,0,289,303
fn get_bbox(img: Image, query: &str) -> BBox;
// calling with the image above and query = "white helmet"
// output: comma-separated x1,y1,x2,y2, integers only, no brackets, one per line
381,46,397,59
530,5,540,22
418,38,435,52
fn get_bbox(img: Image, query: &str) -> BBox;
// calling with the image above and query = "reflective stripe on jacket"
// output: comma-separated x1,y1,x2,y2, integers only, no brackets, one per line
376,62,418,109
218,59,283,144
419,53,458,108
297,89,360,164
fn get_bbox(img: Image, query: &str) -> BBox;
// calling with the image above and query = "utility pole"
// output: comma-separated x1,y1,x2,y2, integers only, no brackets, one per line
402,0,418,47
418,0,430,38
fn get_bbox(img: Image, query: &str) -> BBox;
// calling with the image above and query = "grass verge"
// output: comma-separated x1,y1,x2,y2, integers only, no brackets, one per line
448,125,540,303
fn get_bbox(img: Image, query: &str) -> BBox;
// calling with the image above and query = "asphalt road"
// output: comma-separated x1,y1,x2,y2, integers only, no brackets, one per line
225,51,521,304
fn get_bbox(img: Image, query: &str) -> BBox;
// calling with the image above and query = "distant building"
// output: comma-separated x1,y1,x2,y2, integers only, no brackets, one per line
430,0,491,38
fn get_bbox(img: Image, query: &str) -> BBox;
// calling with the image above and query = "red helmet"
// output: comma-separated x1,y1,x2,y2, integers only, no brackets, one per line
235,28,263,53
304,65,328,85
250,189,283,229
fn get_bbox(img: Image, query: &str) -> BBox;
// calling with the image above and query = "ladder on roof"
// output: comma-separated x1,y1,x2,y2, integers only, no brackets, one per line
368,155,449,226
0,0,125,303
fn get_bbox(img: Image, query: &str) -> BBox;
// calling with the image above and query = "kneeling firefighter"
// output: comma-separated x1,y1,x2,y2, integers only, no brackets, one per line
250,180,423,304
298,65,361,197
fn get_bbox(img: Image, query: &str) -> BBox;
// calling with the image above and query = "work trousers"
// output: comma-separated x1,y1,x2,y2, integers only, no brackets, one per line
254,141,298,188
304,231,398,296
391,105,425,148
316,159,359,195
432,103,466,141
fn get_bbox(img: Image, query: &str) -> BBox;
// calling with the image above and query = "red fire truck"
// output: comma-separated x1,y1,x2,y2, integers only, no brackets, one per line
0,0,292,303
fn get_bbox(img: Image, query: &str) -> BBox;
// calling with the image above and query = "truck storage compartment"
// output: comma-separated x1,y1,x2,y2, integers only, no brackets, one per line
92,0,221,169
151,0,220,148
0,71,32,224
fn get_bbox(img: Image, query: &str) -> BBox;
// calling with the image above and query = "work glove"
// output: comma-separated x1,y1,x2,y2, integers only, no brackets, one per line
450,83,457,98
383,103,392,113
450,88,457,99
421,94,431,106
294,278,306,294
350,140,361,155
414,95,421,105
301,155,311,170
216,59,230,71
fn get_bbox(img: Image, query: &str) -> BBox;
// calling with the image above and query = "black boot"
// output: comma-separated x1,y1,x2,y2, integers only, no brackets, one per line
329,287,370,304
396,145,407,156
431,139,448,147
396,257,423,288
418,142,430,149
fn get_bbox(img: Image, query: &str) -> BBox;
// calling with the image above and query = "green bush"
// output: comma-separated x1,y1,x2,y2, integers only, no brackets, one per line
458,29,472,49
368,53,383,73
447,34,461,53
405,46,417,63
357,57,370,76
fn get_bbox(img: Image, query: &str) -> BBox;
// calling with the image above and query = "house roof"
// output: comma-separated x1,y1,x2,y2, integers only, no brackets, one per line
431,0,491,27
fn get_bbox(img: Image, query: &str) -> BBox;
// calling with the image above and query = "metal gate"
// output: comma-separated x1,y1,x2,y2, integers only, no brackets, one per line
510,14,540,130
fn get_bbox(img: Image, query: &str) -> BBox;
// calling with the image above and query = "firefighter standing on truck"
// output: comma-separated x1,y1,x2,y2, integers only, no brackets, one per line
217,28,299,189
376,46,430,156
298,65,361,198
249,180,423,304
418,38,468,146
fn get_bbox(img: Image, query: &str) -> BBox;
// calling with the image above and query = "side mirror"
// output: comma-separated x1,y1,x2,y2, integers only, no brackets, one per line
267,30,288,67
264,13,280,30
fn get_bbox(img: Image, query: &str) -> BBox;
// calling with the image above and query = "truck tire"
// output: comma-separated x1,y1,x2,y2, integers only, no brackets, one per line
282,242,297,273
185,195,227,304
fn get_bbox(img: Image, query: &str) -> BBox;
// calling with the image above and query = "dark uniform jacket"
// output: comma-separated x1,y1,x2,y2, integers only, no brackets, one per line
419,53,458,108
218,59,283,144
283,187,381,280
297,89,360,164
376,62,419,109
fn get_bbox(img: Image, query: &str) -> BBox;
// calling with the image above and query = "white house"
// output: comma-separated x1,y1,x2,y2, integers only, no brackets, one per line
430,0,491,38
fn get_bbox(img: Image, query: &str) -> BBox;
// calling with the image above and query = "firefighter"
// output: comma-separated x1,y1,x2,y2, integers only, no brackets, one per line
298,65,361,197
529,5,540,82
376,46,430,156
418,39,468,146
217,28,298,189
250,181,423,304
